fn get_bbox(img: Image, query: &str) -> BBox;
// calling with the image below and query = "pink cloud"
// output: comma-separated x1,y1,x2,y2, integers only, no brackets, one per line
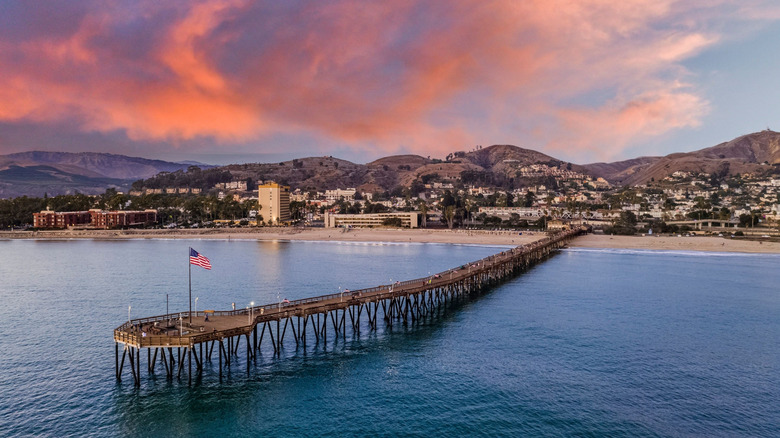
0,0,775,158
551,89,710,161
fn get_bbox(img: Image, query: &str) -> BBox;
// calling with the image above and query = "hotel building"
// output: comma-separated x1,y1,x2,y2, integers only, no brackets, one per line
258,183,291,224
32,211,92,228
33,209,157,229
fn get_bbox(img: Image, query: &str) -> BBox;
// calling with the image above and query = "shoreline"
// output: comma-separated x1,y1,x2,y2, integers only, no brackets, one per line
1,228,778,254
0,227,540,246
568,233,780,254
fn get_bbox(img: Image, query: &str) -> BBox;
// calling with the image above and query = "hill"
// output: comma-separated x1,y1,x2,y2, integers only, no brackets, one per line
5,131,780,198
134,144,589,194
584,130,780,185
581,157,661,185
0,152,204,198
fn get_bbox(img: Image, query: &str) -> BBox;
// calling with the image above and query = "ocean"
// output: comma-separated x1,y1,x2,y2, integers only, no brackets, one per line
0,239,777,437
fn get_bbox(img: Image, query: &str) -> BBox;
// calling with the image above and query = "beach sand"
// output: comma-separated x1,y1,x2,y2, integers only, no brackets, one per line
0,227,539,246
1,228,778,254
569,233,780,254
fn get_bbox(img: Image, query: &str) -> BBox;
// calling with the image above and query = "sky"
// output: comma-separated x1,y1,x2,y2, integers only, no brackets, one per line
0,0,779,165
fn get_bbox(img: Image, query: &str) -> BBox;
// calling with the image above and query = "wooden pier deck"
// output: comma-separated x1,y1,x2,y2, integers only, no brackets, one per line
114,228,584,385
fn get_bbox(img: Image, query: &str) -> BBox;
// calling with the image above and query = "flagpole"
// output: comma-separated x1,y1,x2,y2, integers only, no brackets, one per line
189,247,192,324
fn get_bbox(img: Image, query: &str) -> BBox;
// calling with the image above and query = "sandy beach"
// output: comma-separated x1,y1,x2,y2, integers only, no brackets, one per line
0,227,540,246
1,227,778,253
568,233,780,254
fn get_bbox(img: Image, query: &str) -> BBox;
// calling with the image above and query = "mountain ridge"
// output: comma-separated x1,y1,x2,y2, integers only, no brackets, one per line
586,130,780,185
0,151,205,198
2,130,780,198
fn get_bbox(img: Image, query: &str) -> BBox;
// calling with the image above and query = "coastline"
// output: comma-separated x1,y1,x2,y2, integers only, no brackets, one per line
1,228,778,254
569,233,780,254
0,227,538,246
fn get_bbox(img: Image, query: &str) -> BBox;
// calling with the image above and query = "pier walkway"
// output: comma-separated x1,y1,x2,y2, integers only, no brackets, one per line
114,228,584,385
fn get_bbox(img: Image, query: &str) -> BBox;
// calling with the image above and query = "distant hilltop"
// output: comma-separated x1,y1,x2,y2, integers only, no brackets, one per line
0,152,211,198
585,130,780,186
2,130,780,198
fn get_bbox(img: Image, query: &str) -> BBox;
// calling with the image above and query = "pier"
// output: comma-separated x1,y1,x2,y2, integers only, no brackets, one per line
113,228,584,385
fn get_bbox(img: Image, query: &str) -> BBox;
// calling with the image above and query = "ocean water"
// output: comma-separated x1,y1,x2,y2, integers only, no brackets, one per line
0,240,777,437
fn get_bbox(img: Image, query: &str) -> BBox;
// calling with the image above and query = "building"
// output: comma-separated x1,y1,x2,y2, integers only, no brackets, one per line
215,181,248,191
324,212,419,228
325,188,357,202
33,211,92,228
33,209,156,229
478,207,545,219
546,219,570,231
258,182,291,224
88,209,157,229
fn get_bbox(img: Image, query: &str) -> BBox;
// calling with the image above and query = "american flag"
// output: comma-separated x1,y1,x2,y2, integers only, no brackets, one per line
189,248,212,270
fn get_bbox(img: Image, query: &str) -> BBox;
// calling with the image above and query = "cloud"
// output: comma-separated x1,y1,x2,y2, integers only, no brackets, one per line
551,88,710,161
0,0,776,159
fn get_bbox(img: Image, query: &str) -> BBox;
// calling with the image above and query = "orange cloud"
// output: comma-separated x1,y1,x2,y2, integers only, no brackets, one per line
0,0,775,158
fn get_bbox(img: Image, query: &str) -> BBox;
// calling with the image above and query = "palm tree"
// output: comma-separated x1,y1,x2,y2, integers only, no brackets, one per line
443,205,456,229
418,201,428,228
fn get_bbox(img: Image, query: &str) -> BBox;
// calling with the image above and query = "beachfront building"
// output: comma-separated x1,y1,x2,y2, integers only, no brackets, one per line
546,219,570,231
33,209,157,229
88,209,157,229
258,182,291,224
33,210,92,228
324,212,419,228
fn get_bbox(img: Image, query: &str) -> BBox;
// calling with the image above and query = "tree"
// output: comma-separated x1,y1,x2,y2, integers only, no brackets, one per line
607,211,638,235
421,173,439,184
289,201,307,222
440,190,456,208
443,205,456,229
0,196,47,228
382,217,403,227
507,213,521,227
739,212,760,228
409,180,425,197
483,215,502,226
363,202,388,214
418,201,428,228
524,190,535,207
